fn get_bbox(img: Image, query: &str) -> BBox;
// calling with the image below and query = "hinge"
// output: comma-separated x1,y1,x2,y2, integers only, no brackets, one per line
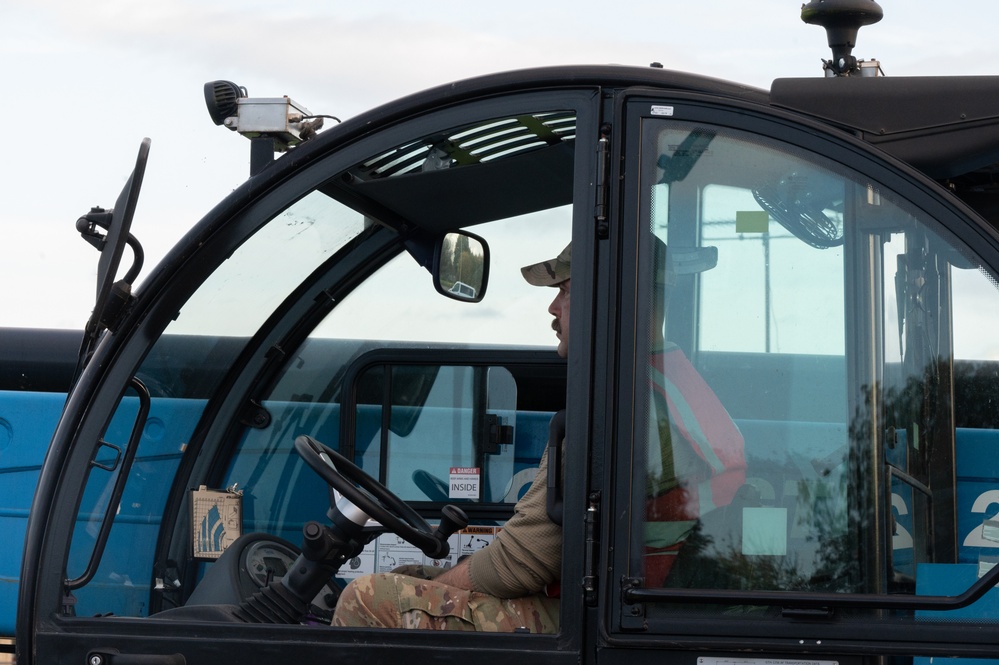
594,123,611,239
61,590,77,617
583,491,601,606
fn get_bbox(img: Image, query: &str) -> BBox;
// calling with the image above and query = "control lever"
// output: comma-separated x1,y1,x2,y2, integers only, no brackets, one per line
301,521,339,562
429,504,469,559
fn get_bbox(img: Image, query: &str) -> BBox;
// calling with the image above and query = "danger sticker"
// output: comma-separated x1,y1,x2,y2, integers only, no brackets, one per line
449,467,480,499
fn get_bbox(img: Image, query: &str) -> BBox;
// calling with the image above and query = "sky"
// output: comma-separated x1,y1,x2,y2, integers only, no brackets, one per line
3,0,999,330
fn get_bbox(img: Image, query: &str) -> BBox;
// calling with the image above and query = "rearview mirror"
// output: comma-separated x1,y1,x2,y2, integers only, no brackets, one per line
434,231,489,302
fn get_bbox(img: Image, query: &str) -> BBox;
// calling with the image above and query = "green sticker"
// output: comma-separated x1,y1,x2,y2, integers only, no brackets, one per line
736,210,769,233
742,507,787,556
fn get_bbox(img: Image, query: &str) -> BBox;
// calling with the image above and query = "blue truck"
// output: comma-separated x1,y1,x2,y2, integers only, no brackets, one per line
14,2,999,663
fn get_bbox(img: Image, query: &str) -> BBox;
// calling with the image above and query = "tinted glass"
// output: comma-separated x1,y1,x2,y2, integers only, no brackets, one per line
66,191,370,617
66,100,578,620
633,118,999,634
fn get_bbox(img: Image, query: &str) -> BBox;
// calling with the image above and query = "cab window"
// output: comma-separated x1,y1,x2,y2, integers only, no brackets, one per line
221,202,571,589
217,110,575,599
630,116,999,633
64,103,580,620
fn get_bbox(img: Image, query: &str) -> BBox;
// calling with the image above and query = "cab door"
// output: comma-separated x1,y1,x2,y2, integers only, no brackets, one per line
19,86,604,664
601,89,999,662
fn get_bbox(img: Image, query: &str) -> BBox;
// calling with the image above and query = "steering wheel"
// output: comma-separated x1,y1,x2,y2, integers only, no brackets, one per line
294,435,446,557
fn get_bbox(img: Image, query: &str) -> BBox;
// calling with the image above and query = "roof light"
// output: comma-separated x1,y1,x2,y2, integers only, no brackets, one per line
203,79,335,176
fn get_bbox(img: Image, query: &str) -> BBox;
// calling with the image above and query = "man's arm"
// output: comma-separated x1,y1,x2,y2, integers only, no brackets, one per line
431,556,474,589
464,447,562,598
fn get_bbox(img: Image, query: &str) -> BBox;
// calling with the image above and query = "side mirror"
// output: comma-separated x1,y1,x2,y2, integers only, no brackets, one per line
433,231,489,302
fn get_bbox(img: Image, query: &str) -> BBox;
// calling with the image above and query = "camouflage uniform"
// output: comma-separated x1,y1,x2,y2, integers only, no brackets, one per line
333,447,562,632
332,565,559,632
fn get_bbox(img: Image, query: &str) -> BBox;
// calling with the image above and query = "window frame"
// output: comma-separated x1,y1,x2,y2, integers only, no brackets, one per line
34,88,603,663
605,88,999,656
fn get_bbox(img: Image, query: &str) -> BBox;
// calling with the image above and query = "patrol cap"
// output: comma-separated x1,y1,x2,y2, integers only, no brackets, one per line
521,243,572,287
521,241,717,287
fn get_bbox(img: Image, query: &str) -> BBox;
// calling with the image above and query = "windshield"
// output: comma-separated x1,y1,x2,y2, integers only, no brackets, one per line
62,98,582,620
170,190,370,337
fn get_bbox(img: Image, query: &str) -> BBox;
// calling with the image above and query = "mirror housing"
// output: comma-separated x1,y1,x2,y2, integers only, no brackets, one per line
433,231,489,302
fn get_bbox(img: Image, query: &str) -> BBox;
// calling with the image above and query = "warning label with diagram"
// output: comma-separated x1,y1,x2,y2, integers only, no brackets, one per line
335,525,503,581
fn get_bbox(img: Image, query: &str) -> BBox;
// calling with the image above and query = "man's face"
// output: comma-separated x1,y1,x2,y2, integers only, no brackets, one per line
548,278,571,358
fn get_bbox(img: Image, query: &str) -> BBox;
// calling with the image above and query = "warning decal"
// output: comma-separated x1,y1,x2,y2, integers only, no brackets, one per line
449,466,480,499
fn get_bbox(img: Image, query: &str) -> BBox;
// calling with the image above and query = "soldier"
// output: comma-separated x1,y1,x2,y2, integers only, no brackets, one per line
332,244,572,632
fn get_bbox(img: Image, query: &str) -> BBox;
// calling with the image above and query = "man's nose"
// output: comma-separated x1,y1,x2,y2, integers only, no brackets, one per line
548,293,560,316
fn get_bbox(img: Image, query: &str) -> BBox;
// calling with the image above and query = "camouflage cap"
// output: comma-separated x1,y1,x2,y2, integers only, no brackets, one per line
521,241,716,287
521,243,572,287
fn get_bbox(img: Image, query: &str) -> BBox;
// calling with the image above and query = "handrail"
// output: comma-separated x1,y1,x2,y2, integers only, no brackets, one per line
65,378,151,591
624,558,999,612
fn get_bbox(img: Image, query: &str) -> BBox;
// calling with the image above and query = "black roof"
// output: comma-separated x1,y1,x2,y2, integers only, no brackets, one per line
771,75,999,180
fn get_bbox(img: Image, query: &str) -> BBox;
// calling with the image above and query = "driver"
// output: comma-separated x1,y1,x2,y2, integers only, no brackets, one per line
332,244,573,632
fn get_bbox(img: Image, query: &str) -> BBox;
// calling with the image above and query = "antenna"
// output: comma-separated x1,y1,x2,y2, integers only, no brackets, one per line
801,0,883,76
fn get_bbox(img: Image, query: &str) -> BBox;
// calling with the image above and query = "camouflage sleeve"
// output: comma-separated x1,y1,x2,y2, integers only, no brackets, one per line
467,446,562,598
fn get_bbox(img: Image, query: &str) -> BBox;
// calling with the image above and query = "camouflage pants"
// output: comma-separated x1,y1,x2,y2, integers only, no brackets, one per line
332,565,559,633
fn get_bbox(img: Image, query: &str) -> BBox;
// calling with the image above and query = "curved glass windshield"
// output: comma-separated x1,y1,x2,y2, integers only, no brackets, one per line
65,101,581,619
170,191,370,337
66,190,371,616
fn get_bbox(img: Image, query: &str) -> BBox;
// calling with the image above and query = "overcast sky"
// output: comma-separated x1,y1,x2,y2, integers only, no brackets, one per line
3,0,999,329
